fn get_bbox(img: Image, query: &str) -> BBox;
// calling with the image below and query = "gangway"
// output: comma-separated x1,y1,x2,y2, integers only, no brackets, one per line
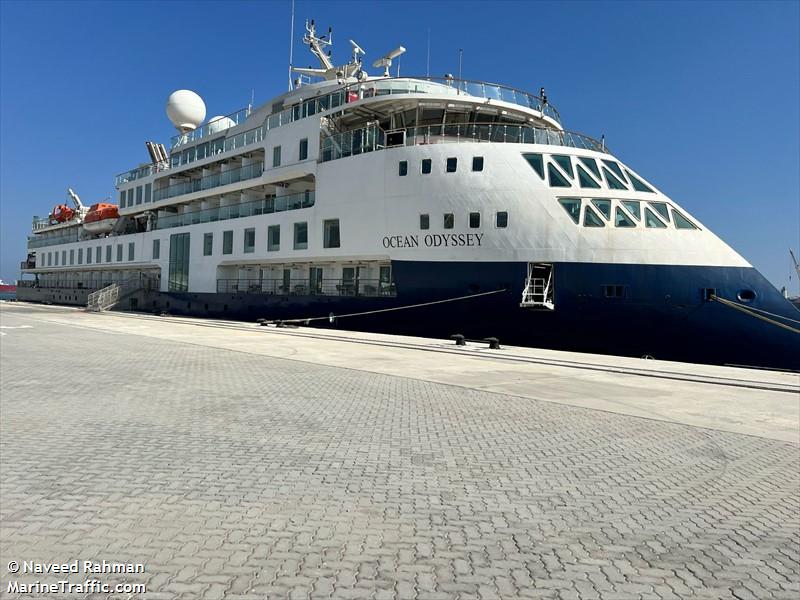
520,263,555,310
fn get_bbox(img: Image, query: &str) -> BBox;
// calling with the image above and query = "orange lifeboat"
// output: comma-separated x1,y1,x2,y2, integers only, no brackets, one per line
49,204,75,224
83,203,119,234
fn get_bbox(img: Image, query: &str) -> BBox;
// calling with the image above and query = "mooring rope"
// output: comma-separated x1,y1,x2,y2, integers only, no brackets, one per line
711,295,800,334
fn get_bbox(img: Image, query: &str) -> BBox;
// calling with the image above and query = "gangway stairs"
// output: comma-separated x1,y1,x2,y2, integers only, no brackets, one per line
86,275,155,312
520,263,555,310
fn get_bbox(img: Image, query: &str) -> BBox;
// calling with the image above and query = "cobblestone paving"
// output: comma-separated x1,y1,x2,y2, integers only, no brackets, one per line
0,309,798,599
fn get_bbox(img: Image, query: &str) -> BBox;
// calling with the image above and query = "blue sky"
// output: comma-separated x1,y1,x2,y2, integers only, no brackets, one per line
1,0,798,291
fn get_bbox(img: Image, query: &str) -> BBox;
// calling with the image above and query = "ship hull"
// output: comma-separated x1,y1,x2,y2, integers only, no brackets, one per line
134,261,799,372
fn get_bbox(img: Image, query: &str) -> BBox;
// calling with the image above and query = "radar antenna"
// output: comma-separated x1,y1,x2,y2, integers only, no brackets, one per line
373,46,406,77
303,19,334,71
293,19,370,81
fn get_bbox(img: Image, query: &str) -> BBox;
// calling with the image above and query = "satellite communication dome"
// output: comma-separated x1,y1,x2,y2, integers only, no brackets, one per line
206,115,236,134
166,90,206,132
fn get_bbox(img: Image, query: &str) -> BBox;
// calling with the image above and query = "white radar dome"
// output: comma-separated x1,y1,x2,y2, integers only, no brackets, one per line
206,115,236,134
166,89,206,132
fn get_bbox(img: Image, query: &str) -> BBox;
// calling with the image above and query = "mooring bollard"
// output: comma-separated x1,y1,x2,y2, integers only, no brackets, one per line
451,334,466,346
485,337,501,349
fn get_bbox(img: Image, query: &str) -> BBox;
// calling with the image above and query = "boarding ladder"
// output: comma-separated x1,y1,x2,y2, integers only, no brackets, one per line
86,275,156,312
520,263,555,310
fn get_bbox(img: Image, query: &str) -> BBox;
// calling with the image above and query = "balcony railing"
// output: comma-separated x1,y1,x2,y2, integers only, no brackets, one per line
170,107,252,148
320,122,607,163
152,162,264,203
216,278,396,297
168,124,266,169
154,190,315,230
27,231,80,249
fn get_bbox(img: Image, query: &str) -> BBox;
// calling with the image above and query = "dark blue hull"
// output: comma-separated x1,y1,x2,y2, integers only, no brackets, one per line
143,261,800,371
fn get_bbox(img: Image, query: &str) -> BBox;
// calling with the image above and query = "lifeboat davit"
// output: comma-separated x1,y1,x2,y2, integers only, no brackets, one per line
83,203,119,234
49,204,75,224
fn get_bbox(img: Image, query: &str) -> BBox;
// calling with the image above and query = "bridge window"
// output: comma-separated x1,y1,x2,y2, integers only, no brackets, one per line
222,230,233,254
548,163,570,188
294,222,308,250
152,239,160,260
583,206,605,227
621,200,641,221
472,156,484,172
421,158,432,174
496,211,508,228
203,233,213,256
591,199,611,220
615,207,636,228
625,169,655,193
649,202,671,222
469,212,481,228
672,208,698,229
602,167,628,190
398,160,408,176
444,213,454,229
446,157,458,173
523,153,544,179
578,157,601,179
420,214,430,230
323,219,340,248
558,198,581,224
577,165,600,189
644,207,667,228
268,225,280,251
602,160,628,184
244,228,255,253
552,155,573,179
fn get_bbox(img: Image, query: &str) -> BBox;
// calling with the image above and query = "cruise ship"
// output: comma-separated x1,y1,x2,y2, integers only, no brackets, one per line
17,21,800,371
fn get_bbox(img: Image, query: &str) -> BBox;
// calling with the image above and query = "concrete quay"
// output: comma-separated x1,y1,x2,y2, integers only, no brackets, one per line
1,301,798,599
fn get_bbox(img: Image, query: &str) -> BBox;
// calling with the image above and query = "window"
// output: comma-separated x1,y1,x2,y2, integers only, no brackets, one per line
152,239,160,259
69,249,74,265
398,160,408,176
116,244,123,261
672,208,698,230
591,199,611,220
443,213,455,229
62,250,66,264
420,214,430,230
644,207,667,228
78,248,83,264
309,266,323,294
168,232,190,292
578,157,601,179
496,211,508,228
602,160,628,184
145,183,152,203
602,285,628,298
244,228,255,253
649,202,671,222
472,156,484,172
105,246,111,262
223,230,233,254
299,138,308,161
203,233,213,256
615,207,636,227
294,222,308,249
136,186,143,205
621,200,641,221
55,252,59,266
577,165,601,189
119,191,126,208
273,145,282,167
552,155,573,179
446,157,457,173
128,242,134,261
323,219,340,248
548,163,571,187
469,212,480,228
583,206,605,227
86,247,91,264
625,169,655,193
96,246,102,263
523,153,545,179
421,158,432,174
602,167,628,190
558,198,581,224
127,189,134,206
268,225,280,251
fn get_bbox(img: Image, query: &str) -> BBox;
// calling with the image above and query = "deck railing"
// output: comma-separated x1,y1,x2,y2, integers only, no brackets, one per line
152,162,264,203
216,278,396,297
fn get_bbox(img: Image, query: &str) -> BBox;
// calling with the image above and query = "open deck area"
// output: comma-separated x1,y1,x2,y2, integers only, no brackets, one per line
0,301,798,599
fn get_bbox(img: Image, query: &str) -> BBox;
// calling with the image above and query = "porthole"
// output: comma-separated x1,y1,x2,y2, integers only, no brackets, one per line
737,289,756,303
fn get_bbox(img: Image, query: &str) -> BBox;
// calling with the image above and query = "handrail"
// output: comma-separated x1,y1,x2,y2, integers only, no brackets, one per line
154,190,315,230
168,107,252,149
217,277,396,297
152,162,264,202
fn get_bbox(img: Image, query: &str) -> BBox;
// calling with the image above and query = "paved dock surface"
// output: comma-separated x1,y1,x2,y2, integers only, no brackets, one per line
1,302,798,599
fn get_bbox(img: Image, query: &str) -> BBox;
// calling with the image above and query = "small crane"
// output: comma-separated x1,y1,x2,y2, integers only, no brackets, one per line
791,249,800,280
67,188,85,211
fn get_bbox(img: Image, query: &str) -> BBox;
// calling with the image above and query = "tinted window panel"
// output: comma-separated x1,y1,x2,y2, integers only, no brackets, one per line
615,207,636,227
621,200,641,220
548,163,571,187
583,206,605,227
602,160,627,183
602,167,628,190
644,208,667,228
496,211,508,228
672,209,698,229
649,202,671,222
591,199,611,220
577,165,601,189
578,157,601,179
421,159,432,174
523,153,544,179
552,155,573,179
558,198,581,224
625,169,655,193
